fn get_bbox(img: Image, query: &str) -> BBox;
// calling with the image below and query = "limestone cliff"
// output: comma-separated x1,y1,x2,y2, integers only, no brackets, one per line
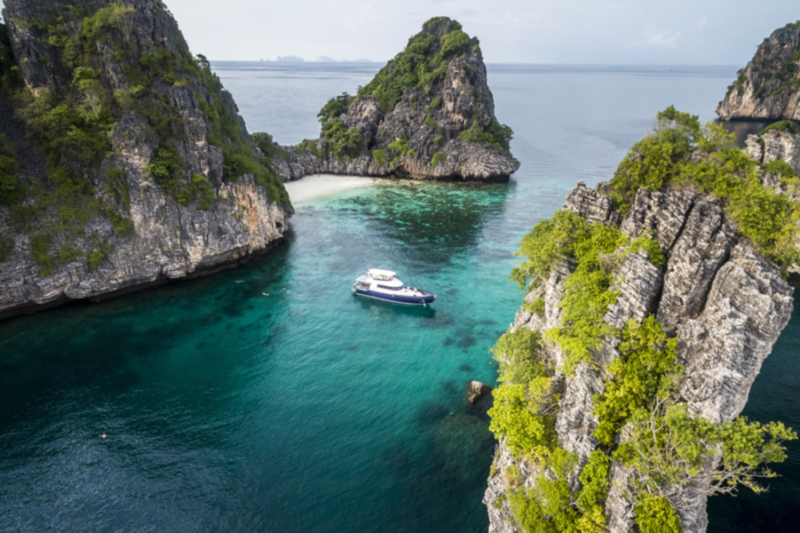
483,108,798,533
0,0,290,320
484,183,793,533
717,21,800,120
270,17,519,183
745,128,800,175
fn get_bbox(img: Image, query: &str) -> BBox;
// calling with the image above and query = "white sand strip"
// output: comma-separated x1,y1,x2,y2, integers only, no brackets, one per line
284,174,377,205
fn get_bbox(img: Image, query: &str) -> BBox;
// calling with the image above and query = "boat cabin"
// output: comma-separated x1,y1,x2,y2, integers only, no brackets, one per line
367,269,403,289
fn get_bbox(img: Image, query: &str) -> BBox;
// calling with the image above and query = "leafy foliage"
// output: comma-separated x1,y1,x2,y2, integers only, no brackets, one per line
607,106,800,268
635,494,682,533
372,149,388,166
431,152,447,167
0,137,26,206
321,120,363,160
317,93,353,123
356,20,469,112
0,233,14,262
195,56,289,206
627,233,666,266
762,159,798,180
424,108,438,128
0,23,22,94
615,404,797,505
492,328,545,386
2,2,290,272
459,113,514,151
758,120,798,136
488,383,556,458
498,108,800,533
593,317,682,446
387,133,418,164
509,210,592,290
508,448,610,533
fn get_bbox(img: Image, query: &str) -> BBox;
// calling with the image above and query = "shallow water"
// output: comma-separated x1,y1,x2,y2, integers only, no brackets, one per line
1,63,797,532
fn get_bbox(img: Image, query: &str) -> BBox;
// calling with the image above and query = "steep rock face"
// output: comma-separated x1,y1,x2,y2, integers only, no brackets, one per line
717,21,800,120
745,129,800,174
484,184,793,533
272,17,519,183
0,0,290,320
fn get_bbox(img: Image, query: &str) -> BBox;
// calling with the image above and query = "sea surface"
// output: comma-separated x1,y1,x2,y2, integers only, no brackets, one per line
1,63,797,532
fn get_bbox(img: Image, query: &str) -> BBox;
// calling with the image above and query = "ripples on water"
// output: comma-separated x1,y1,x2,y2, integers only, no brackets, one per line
0,63,797,532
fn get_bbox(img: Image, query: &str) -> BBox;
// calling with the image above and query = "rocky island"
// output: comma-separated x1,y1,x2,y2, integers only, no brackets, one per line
0,0,290,320
717,21,800,120
268,17,520,183
484,108,798,533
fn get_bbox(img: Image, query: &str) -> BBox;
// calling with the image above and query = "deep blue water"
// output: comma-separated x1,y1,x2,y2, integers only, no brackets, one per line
0,63,797,532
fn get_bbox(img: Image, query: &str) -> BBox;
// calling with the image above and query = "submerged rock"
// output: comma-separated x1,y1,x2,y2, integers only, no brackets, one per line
433,412,493,482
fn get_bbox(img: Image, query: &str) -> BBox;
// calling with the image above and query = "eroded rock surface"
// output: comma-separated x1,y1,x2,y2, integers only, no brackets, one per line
484,185,793,533
0,0,290,319
271,18,519,183
716,22,800,120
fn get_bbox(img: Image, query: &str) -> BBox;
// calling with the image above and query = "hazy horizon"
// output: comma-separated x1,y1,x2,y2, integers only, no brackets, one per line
0,0,797,66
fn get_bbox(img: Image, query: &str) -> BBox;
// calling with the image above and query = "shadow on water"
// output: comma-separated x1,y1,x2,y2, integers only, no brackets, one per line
388,394,495,533
0,239,298,434
707,306,800,533
352,294,437,319
718,119,776,148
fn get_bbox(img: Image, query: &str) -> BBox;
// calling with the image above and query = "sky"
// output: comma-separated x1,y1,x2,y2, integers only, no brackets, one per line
1,0,798,64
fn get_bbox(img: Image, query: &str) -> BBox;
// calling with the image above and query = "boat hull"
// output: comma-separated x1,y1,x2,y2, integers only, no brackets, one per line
353,288,436,306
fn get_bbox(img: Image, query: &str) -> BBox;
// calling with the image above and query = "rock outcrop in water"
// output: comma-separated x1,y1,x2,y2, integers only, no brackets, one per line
484,108,798,533
484,183,793,533
269,17,519,183
0,0,290,320
717,21,800,120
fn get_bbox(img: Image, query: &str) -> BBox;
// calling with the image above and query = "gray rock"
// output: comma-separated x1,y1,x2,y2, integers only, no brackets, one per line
656,200,738,332
467,380,493,404
271,19,520,183
746,130,800,175
0,0,290,320
484,184,794,533
716,22,800,120
563,182,619,225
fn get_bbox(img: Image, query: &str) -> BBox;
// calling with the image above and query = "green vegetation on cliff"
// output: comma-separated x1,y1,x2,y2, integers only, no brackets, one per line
0,1,289,274
459,113,513,151
490,108,798,533
357,18,467,112
608,106,800,269
758,120,798,136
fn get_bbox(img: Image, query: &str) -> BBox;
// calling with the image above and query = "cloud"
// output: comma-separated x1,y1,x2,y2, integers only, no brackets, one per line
643,24,681,47
698,17,707,30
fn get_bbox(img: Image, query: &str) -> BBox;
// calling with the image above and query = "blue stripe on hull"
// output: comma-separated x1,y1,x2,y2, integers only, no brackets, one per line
354,289,435,306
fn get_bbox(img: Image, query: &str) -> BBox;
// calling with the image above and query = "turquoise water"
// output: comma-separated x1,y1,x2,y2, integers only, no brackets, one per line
1,64,797,531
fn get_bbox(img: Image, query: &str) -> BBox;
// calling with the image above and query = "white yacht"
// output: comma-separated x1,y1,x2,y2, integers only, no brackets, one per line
352,269,436,306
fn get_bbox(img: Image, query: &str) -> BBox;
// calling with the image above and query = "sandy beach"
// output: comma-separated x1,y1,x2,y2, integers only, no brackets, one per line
284,174,377,205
